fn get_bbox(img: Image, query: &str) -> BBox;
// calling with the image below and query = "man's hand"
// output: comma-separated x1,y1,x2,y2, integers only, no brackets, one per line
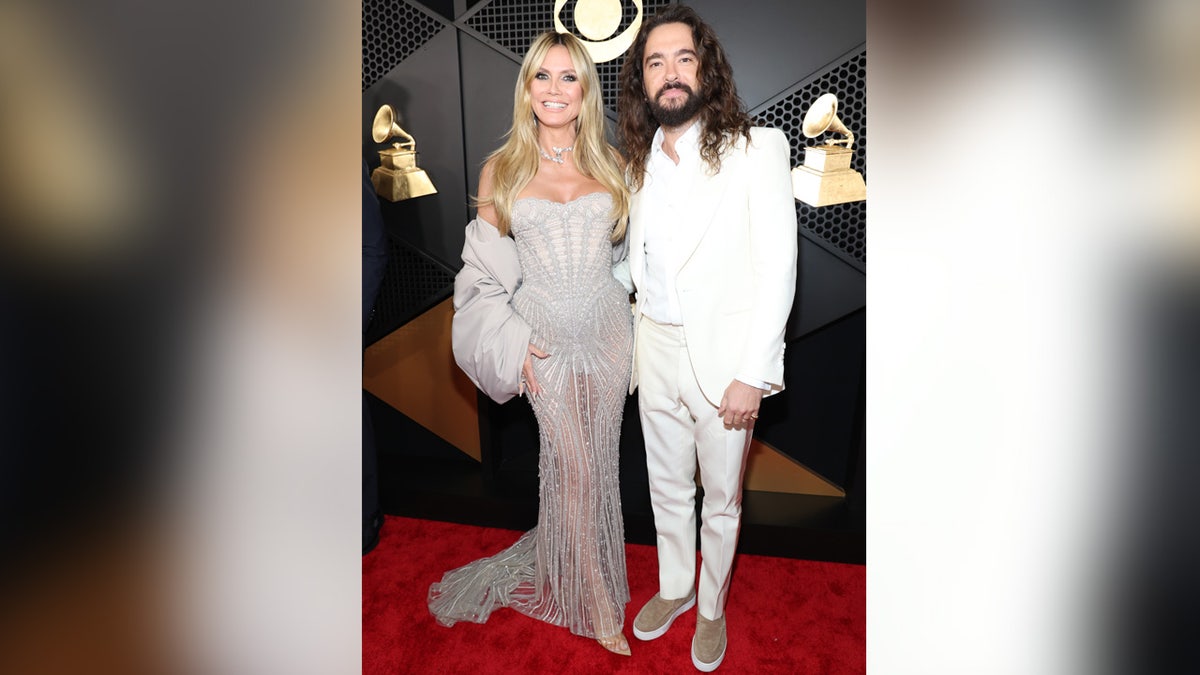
717,380,765,430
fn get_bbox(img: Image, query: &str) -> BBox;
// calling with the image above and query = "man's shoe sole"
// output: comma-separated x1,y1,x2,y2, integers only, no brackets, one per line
632,594,697,641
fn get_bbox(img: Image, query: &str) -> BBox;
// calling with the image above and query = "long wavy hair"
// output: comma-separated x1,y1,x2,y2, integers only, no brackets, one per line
478,31,629,240
617,5,752,191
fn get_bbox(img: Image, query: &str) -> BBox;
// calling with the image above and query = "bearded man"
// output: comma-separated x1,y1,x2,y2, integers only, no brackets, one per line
614,5,799,671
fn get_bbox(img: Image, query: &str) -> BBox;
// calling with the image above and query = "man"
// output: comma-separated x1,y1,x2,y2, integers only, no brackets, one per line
362,158,389,555
614,5,798,671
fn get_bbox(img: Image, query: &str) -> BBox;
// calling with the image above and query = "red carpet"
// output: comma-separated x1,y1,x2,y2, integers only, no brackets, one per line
363,516,864,674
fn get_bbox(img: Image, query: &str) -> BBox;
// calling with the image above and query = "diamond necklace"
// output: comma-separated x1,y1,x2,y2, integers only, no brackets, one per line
539,144,574,164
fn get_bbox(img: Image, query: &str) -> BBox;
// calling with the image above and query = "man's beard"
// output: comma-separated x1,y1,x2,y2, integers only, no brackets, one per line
648,82,704,128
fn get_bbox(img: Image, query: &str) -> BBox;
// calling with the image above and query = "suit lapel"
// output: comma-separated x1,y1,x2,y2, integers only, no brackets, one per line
674,158,733,267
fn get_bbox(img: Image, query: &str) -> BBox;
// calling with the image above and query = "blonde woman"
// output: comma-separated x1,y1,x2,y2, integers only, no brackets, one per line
429,31,634,656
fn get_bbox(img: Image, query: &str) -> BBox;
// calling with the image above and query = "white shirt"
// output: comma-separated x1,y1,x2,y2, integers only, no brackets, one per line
638,121,768,392
639,121,700,326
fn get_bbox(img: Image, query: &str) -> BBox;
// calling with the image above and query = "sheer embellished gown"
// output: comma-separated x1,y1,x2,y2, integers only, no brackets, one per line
428,192,634,640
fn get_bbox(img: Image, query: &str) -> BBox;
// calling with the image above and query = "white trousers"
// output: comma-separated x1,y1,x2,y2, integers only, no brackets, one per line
636,316,751,620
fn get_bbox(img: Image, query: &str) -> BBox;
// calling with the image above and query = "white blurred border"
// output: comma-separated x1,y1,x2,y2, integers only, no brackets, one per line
868,1,1198,673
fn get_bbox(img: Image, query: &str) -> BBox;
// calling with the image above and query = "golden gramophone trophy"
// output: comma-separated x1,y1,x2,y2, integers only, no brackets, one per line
791,93,866,207
370,105,437,202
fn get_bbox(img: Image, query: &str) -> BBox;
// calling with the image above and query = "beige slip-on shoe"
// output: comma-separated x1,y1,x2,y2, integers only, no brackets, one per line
632,589,697,641
691,613,727,672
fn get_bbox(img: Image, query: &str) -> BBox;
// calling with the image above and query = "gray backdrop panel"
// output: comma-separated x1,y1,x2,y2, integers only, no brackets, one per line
689,0,866,110
460,33,522,216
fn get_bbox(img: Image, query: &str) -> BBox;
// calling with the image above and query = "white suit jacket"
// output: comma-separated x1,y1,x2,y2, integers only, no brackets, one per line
614,126,798,404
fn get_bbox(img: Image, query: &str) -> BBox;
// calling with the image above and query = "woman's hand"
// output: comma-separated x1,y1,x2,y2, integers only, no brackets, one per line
520,343,550,397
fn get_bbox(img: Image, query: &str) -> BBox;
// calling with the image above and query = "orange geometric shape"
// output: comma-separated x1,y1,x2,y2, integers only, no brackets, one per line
744,438,845,496
363,298,481,460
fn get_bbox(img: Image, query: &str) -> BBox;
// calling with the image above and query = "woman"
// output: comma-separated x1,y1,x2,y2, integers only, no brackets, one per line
428,31,634,656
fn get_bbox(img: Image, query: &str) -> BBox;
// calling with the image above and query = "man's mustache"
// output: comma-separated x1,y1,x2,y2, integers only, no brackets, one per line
655,81,694,100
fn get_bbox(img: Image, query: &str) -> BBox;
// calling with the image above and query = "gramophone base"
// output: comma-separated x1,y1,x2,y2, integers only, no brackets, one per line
371,166,437,202
803,144,854,172
791,165,866,207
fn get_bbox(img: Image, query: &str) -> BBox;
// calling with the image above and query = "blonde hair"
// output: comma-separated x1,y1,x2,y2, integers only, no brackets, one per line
477,31,629,241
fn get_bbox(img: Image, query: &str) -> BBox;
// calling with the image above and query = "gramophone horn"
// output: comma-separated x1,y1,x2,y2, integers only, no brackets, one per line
802,93,854,149
371,104,415,147
371,105,394,143
369,104,393,142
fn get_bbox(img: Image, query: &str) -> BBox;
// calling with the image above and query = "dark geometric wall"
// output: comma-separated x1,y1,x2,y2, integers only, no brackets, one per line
363,0,865,494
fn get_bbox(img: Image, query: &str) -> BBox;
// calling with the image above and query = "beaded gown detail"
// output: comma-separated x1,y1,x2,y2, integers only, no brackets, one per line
428,192,633,639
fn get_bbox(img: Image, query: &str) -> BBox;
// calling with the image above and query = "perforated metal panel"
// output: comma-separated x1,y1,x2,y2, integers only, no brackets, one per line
363,0,448,91
757,50,867,267
466,0,672,115
464,0,557,55
365,236,457,345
